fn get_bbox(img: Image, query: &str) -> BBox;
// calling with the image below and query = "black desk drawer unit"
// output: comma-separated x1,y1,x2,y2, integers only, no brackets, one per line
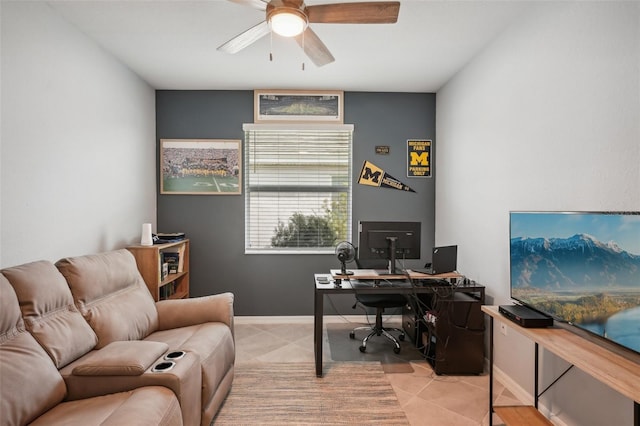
402,293,432,346
403,302,418,345
404,288,485,375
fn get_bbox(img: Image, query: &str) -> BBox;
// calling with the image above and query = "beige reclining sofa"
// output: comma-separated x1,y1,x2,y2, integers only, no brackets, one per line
0,249,235,426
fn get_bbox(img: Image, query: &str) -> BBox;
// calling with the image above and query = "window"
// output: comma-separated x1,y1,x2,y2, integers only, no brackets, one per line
244,123,353,254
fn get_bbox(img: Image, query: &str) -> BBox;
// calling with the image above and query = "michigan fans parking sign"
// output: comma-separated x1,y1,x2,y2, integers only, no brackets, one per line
407,140,431,178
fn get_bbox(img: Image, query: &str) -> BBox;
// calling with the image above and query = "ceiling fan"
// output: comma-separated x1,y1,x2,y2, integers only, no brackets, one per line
217,0,400,67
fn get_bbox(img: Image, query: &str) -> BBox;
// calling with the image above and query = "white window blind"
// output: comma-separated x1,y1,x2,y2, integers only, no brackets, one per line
244,123,353,254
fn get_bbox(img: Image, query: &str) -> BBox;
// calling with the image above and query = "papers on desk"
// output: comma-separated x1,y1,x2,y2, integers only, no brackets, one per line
315,274,333,286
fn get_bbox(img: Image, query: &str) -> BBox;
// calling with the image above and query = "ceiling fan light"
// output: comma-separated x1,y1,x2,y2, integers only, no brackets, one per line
269,9,307,37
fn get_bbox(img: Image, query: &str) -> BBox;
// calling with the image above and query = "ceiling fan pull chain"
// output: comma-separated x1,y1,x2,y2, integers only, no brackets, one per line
301,31,305,71
269,31,273,62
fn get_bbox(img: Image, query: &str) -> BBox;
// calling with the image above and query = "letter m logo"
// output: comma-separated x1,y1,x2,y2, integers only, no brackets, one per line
410,151,429,166
358,161,384,187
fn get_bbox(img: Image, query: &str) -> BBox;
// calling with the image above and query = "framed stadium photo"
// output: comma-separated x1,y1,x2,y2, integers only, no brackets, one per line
160,139,242,195
254,90,343,123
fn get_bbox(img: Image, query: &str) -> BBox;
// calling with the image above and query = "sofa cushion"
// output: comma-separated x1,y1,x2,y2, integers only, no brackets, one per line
0,274,22,338
72,340,169,376
0,274,67,426
2,260,98,368
56,249,159,348
29,386,183,426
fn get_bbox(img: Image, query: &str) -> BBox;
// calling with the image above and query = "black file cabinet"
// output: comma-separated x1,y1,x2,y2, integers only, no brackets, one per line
403,284,485,375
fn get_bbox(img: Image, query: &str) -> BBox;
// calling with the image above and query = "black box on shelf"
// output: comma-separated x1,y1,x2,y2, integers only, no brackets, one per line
162,252,180,274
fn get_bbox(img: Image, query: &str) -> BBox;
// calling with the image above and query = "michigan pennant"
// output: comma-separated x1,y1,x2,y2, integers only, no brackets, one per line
358,161,416,193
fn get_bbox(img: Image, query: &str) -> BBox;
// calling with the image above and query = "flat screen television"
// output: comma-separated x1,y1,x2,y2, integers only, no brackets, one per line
509,211,640,355
358,221,421,274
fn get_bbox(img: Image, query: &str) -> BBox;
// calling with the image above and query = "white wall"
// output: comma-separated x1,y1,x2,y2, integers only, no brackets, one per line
1,2,156,267
436,2,639,425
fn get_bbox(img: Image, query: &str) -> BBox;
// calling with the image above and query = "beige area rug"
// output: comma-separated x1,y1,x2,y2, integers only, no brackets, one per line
212,362,409,425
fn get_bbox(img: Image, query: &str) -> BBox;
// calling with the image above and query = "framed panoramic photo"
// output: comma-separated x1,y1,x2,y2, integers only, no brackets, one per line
254,90,343,123
160,139,241,195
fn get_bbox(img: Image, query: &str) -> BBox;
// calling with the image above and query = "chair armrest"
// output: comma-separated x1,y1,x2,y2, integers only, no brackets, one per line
155,292,234,333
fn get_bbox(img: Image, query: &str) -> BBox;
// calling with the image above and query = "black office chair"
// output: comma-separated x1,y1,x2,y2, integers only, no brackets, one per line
350,257,407,354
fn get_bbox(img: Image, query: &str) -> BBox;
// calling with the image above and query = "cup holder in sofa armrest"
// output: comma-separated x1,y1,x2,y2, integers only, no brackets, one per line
164,350,186,360
151,361,176,373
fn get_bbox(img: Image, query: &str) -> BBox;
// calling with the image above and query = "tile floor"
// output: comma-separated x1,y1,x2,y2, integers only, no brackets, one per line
234,318,523,425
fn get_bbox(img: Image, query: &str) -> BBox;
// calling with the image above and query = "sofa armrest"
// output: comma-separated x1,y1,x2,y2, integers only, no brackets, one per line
72,341,169,376
155,292,234,333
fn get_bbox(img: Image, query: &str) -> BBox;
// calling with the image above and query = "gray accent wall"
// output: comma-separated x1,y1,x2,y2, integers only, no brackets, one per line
156,91,435,315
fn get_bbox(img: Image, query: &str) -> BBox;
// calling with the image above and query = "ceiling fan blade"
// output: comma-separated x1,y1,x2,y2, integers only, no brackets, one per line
228,0,269,11
295,27,335,67
217,20,271,54
306,2,400,24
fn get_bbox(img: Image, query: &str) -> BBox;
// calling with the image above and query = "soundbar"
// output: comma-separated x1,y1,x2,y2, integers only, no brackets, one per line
499,304,553,328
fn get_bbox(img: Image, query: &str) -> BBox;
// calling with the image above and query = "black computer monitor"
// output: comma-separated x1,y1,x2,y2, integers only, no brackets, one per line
358,221,421,274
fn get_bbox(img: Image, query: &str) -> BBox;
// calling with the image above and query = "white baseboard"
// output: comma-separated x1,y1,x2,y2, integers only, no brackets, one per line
233,314,403,325
493,365,534,405
234,315,313,324
493,365,568,426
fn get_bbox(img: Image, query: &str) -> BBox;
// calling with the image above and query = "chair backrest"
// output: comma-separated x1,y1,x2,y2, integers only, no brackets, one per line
2,260,98,368
0,274,66,426
56,249,159,348
354,247,406,306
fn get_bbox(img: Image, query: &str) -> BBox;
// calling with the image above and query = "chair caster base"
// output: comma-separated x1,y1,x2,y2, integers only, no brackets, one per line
359,345,366,353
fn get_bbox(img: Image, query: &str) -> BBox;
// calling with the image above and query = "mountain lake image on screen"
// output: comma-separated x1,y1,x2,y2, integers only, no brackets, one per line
509,211,640,354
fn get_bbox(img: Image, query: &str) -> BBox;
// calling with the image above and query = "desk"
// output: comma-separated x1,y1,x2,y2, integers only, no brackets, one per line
483,305,640,426
313,269,482,377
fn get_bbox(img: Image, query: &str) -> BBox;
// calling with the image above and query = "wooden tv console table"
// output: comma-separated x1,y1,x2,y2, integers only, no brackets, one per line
483,305,640,426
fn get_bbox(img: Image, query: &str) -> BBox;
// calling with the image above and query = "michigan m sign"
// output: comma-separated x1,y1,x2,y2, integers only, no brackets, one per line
407,140,432,178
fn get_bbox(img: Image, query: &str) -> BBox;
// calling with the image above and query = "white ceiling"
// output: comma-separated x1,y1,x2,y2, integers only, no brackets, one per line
47,0,534,92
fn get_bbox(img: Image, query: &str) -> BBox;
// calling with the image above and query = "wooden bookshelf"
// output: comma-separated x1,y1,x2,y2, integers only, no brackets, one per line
127,239,189,301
